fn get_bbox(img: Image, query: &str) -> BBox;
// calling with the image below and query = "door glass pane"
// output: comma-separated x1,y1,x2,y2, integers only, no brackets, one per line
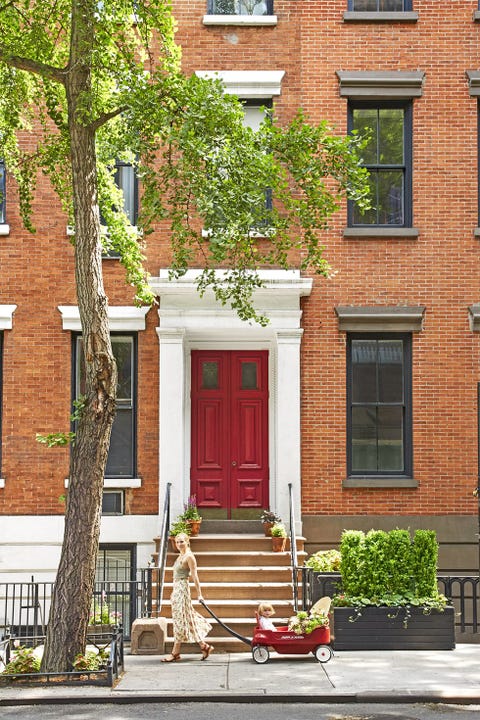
351,406,377,471
202,361,218,389
378,340,403,402
377,406,403,471
241,361,258,390
352,340,377,402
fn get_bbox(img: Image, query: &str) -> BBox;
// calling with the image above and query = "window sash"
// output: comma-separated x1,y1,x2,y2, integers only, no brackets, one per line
347,333,412,476
207,0,273,15
348,101,412,227
348,0,411,9
74,334,137,478
114,160,138,226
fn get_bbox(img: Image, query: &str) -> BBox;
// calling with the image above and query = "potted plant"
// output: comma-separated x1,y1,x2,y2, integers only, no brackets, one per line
169,517,190,551
331,529,454,650
181,494,202,536
87,599,121,635
270,522,287,552
260,509,281,537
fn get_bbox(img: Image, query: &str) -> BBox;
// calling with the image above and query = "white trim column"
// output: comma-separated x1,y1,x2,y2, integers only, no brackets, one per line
275,329,303,533
157,328,186,521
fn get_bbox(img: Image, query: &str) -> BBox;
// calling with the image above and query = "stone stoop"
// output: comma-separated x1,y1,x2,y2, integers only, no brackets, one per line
152,533,306,653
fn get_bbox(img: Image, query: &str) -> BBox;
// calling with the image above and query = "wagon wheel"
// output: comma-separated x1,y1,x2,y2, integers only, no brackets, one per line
314,644,332,663
252,644,270,664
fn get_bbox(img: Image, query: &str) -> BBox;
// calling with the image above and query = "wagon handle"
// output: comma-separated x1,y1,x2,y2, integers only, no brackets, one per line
199,599,252,647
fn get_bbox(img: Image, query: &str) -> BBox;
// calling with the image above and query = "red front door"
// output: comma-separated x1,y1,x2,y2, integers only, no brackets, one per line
190,350,269,515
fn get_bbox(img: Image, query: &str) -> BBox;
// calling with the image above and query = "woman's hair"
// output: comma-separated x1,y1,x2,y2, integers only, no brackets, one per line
258,602,275,616
175,532,190,545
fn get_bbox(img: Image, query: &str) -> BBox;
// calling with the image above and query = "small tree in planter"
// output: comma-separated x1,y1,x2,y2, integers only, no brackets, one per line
181,495,202,536
331,528,454,650
260,510,282,536
271,522,287,552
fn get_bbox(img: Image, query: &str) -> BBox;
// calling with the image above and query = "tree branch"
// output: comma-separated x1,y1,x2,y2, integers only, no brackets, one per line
90,106,128,132
0,46,66,84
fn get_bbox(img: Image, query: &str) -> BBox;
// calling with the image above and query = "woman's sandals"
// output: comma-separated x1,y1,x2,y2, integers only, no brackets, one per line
201,643,214,660
161,653,181,663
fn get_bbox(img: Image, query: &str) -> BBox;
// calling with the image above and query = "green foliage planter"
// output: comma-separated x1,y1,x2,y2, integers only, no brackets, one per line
333,606,455,650
330,529,455,651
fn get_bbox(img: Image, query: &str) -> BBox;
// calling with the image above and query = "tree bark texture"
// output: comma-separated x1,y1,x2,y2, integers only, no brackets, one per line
41,0,117,672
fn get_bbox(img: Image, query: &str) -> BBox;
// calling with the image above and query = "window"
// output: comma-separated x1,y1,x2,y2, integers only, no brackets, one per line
114,159,138,226
348,101,412,227
347,333,412,477
348,0,411,8
74,334,137,478
207,0,273,15
0,161,5,224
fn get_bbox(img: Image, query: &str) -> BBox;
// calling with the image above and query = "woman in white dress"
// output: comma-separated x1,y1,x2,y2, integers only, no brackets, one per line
162,532,214,662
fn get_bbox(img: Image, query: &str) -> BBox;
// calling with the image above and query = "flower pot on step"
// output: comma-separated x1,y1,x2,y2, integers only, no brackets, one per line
186,519,202,536
271,536,286,552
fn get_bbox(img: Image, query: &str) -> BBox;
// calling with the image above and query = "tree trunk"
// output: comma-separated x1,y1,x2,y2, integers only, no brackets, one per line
41,0,117,672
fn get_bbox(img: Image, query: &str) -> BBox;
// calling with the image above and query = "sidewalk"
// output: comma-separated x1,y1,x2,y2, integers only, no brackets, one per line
1,644,480,706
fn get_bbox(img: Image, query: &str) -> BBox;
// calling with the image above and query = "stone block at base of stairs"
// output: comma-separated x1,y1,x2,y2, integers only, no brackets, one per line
130,617,167,655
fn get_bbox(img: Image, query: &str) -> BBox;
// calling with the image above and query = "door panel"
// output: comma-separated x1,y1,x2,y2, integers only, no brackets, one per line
191,350,269,514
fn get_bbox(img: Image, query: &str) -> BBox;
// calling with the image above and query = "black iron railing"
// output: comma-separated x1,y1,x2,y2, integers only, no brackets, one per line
0,626,124,687
288,482,299,613
300,569,480,637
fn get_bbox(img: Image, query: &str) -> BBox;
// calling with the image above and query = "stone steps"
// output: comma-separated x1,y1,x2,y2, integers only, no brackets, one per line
154,529,303,653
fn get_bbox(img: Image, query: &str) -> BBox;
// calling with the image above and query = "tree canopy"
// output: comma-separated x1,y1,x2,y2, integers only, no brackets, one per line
0,0,370,671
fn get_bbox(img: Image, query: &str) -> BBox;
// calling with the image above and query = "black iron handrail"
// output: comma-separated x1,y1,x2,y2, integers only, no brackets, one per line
153,481,172,615
288,482,299,613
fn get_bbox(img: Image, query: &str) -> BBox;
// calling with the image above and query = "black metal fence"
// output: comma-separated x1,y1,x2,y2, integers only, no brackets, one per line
0,570,166,642
302,569,480,639
3,569,479,644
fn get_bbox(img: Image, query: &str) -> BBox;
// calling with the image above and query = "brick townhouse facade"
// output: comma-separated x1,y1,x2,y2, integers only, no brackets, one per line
1,1,480,583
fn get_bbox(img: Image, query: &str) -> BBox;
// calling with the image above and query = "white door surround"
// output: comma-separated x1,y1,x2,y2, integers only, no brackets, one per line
149,269,312,531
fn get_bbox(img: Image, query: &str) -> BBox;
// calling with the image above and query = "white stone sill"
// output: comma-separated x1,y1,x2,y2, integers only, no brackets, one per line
0,224,10,236
203,14,277,26
0,478,4,489
64,478,142,489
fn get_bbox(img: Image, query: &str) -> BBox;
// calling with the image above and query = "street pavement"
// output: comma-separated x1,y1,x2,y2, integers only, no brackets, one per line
1,644,480,706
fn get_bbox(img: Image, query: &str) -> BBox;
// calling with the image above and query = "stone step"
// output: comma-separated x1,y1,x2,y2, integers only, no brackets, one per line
155,598,296,619
156,534,305,553
157,550,306,567
163,566,293,583
164,636,253,654
161,581,294,601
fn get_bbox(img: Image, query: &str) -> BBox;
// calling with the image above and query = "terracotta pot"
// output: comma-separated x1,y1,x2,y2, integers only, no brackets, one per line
263,522,274,537
271,536,286,552
186,519,202,537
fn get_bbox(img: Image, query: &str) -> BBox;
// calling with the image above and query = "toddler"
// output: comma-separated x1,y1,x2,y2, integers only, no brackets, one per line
257,602,276,631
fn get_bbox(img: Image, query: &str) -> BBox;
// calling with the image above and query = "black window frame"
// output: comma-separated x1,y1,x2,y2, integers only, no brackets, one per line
347,99,413,228
207,0,274,15
0,160,6,224
348,0,412,9
72,332,138,479
347,332,413,478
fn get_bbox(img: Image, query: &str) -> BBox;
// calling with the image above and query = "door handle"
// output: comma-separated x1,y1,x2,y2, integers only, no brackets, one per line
231,460,237,467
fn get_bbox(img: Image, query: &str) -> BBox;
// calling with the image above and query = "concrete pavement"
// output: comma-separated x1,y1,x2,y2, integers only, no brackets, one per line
1,644,480,706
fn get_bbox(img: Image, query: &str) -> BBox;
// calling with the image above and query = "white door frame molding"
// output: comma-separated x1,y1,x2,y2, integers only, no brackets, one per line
150,269,312,530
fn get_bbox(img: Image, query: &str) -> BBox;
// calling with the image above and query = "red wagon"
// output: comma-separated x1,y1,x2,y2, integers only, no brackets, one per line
251,622,332,664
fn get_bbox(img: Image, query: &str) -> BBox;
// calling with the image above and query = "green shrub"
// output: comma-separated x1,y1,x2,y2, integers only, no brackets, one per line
305,549,341,572
335,528,446,610
3,646,41,675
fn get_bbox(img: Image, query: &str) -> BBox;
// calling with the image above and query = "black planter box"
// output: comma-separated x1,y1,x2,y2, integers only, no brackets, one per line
332,605,455,650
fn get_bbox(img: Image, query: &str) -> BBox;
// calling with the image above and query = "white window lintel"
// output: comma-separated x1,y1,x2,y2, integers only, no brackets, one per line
0,305,17,330
58,305,150,332
195,70,285,98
